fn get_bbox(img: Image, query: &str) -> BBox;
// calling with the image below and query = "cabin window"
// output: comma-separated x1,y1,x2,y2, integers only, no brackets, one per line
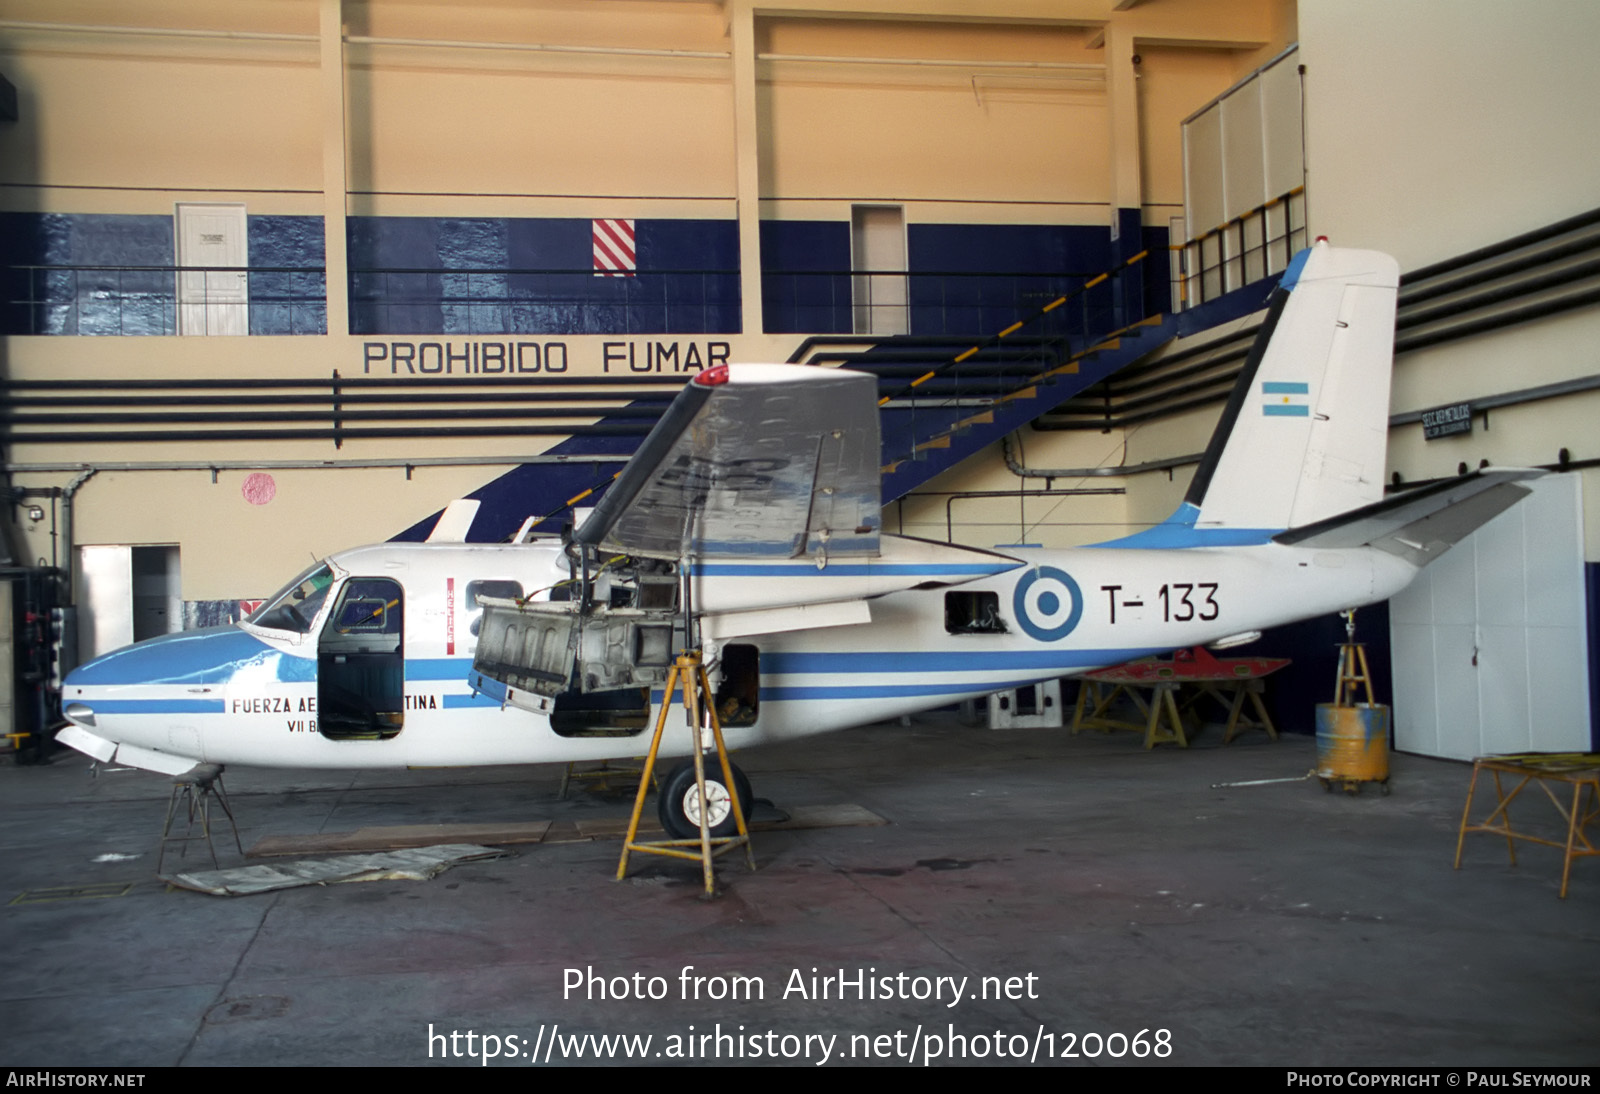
715,643,760,727
467,579,523,637
945,591,1007,634
318,577,405,741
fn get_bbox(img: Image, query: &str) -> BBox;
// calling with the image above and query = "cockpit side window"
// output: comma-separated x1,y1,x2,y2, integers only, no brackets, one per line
329,579,403,636
249,564,335,633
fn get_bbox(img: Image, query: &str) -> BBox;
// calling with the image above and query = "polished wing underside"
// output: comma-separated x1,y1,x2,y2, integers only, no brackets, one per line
573,364,882,561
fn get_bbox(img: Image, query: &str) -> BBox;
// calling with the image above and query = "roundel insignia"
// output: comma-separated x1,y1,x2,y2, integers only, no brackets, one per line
1013,566,1084,642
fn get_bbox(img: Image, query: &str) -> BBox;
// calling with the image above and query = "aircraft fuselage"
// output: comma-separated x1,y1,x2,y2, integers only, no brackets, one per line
59,534,1418,774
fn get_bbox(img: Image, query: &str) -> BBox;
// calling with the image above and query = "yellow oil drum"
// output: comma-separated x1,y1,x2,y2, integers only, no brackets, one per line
1315,703,1390,794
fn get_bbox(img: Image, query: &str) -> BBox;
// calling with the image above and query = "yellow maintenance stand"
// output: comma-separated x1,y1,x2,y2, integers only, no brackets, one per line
616,650,755,897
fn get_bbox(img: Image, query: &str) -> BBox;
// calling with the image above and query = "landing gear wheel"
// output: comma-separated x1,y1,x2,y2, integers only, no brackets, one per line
658,758,753,840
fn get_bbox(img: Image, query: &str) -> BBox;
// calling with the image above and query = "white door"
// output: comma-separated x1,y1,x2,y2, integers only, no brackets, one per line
852,205,907,336
176,202,249,335
1390,474,1591,760
78,546,133,663
78,545,181,662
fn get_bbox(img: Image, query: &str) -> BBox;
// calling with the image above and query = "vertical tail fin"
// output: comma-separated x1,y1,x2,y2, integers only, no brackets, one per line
1185,241,1401,534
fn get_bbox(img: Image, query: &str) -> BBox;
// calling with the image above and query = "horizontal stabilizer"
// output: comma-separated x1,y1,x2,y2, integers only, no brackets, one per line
1273,469,1542,565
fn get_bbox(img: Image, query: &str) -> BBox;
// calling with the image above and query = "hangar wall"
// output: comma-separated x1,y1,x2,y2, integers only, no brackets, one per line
925,0,1600,560
1299,0,1600,557
0,0,1289,614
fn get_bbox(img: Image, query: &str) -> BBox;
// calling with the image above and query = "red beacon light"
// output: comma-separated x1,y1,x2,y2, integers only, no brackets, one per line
695,365,731,387
1315,235,1330,244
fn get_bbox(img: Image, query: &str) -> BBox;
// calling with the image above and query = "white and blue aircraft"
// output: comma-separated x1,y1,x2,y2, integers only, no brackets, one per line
55,242,1538,836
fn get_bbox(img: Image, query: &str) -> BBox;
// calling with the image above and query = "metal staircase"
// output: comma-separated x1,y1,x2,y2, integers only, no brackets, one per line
398,250,1177,542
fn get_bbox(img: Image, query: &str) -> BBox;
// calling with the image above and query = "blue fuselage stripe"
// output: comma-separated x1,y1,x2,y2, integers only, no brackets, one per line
443,693,500,708
88,699,226,715
762,684,974,701
407,659,475,680
762,648,1166,674
690,563,1014,577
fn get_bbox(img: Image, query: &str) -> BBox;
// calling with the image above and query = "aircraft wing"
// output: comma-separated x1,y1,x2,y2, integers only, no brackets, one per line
1273,468,1542,565
573,364,881,561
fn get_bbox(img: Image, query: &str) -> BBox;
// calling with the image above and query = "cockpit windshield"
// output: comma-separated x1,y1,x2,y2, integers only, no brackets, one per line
248,563,336,634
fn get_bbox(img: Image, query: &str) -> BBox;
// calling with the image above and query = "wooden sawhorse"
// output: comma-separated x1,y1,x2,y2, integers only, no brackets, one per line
1454,754,1600,898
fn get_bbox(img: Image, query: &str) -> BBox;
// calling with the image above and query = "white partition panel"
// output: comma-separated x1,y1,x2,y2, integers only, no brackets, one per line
1390,474,1589,760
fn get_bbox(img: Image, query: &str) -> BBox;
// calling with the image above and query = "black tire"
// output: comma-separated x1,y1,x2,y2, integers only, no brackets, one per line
658,758,753,840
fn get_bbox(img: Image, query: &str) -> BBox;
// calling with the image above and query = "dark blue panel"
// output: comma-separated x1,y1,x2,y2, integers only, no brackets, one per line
907,223,1111,275
0,212,45,334
0,212,175,335
760,220,851,334
906,223,1115,337
639,218,739,269
1111,208,1145,322
248,215,326,335
440,219,509,334
637,219,740,333
352,216,738,336
349,216,442,335
505,219,589,270
1140,223,1172,316
1253,603,1393,736
392,432,644,544
506,219,590,333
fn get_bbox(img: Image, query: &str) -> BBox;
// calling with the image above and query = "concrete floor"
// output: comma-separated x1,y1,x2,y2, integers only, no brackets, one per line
2,715,1596,1068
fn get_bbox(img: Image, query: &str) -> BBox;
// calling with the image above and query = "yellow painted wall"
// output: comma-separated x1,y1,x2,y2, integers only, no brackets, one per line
758,18,1108,212
1300,0,1600,267
0,0,1301,602
1136,46,1241,215
0,25,320,211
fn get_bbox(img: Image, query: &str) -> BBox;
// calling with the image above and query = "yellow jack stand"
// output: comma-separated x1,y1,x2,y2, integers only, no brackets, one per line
1334,613,1376,707
616,651,754,896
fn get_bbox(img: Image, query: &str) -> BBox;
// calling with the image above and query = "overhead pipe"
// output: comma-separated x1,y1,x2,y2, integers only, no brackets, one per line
11,424,656,446
0,21,731,61
1402,206,1600,285
1399,228,1600,307
4,454,631,475
1000,435,1203,481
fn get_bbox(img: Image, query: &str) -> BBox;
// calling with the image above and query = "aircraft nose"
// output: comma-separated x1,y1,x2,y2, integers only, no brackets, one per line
57,626,306,774
63,626,286,692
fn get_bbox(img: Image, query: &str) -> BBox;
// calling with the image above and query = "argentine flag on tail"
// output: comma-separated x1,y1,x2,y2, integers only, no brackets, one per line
1262,381,1309,416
